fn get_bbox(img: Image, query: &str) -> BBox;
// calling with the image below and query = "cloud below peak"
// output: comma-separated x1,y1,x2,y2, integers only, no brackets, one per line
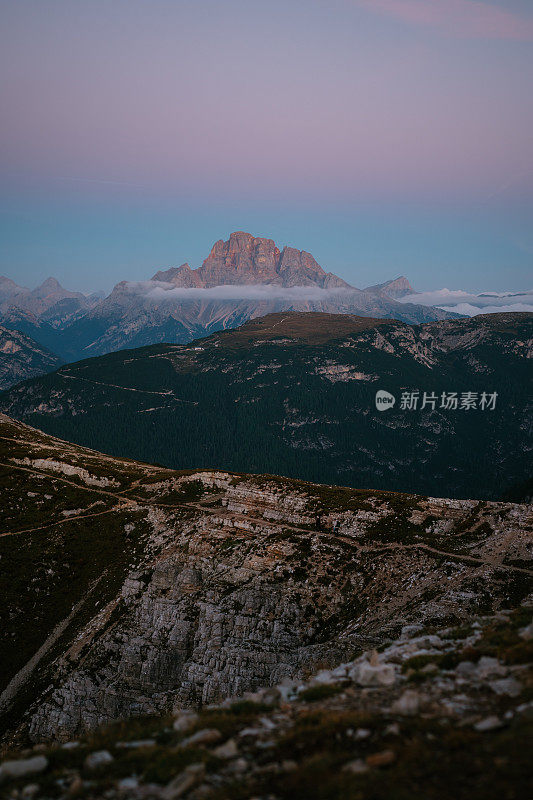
122,281,357,303
357,0,533,41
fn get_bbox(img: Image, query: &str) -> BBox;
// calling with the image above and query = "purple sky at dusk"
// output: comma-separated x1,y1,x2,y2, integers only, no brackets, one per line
1,0,532,293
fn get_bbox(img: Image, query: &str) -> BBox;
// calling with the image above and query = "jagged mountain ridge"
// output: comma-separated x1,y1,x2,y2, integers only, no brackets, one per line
152,231,352,289
57,233,456,361
0,413,531,754
0,233,458,362
0,276,101,358
0,276,96,322
1,311,531,500
0,326,63,390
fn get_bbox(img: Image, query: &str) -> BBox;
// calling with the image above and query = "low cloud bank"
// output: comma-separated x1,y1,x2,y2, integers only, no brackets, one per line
398,288,533,316
123,281,357,302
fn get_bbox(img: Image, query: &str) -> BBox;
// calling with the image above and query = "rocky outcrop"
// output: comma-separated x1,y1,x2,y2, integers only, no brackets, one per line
0,326,63,390
1,604,531,799
151,264,204,288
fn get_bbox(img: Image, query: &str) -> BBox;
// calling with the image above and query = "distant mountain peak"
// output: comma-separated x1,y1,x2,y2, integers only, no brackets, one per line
365,275,415,299
150,232,354,290
0,275,26,297
0,275,20,287
42,276,62,289
32,277,64,296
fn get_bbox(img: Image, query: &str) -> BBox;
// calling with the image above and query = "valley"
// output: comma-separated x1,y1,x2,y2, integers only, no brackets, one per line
2,310,531,501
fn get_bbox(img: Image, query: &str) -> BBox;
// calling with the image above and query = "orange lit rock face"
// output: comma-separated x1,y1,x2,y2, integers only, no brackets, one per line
154,232,353,289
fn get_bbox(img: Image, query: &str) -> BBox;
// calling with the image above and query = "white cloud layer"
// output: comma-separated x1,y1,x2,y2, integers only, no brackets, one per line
123,281,356,302
398,288,533,316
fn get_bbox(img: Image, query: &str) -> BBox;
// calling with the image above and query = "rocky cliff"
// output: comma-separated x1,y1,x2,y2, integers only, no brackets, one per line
2,605,531,800
1,414,531,755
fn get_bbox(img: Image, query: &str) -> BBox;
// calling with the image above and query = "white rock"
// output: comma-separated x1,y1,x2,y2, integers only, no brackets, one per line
455,661,476,677
213,738,239,759
391,690,422,716
277,678,301,702
118,777,139,791
84,750,114,770
519,622,533,641
115,739,156,749
331,664,350,678
489,677,522,697
475,657,506,680
21,784,40,798
343,759,369,774
384,723,400,736
312,669,338,685
0,756,48,783
239,727,263,738
173,710,199,733
349,661,396,687
401,624,423,640
161,763,205,799
474,716,503,732
181,728,221,747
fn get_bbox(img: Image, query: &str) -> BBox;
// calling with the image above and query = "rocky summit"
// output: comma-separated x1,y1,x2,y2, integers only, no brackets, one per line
0,412,532,800
153,231,352,289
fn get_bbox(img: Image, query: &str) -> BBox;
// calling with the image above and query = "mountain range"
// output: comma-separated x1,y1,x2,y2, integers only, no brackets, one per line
2,310,531,501
0,232,456,362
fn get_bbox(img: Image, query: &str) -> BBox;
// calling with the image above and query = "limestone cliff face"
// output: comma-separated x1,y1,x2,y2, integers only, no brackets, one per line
1,416,531,747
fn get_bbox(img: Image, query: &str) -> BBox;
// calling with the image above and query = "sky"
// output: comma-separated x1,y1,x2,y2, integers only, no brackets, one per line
0,0,532,294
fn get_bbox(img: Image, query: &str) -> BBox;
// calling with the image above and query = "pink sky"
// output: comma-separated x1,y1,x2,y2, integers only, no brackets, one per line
0,0,531,291
358,0,533,40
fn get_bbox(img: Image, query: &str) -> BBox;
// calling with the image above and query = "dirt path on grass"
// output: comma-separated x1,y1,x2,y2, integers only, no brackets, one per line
2,461,531,577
